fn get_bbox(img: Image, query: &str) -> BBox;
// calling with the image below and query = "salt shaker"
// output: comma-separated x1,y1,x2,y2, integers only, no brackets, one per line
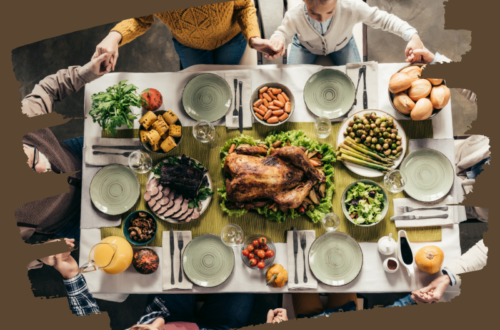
378,233,397,256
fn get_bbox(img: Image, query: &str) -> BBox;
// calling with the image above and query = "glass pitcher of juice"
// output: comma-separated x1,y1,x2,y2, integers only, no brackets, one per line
80,236,133,275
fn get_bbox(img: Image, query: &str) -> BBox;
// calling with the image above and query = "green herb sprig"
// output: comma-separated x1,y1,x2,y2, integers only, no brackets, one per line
89,80,146,136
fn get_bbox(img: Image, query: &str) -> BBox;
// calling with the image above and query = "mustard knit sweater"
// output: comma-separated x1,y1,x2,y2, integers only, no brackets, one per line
111,1,261,51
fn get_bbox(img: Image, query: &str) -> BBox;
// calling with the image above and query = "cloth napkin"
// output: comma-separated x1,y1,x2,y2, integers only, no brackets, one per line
224,70,253,129
346,62,379,114
454,135,491,174
84,137,141,166
162,231,193,290
286,230,317,290
409,138,463,204
392,196,460,228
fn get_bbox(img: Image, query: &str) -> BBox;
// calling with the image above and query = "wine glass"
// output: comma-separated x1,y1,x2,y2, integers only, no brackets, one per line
384,170,407,195
220,224,245,247
321,213,340,232
128,150,152,174
193,120,220,149
315,116,332,139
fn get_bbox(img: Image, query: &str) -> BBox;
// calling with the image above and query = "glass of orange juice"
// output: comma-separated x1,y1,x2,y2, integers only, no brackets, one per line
80,236,133,275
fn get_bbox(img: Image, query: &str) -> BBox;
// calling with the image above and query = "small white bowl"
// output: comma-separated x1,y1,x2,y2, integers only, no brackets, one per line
383,257,399,273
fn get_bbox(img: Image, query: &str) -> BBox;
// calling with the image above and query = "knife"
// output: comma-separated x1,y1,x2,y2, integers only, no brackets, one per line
170,228,175,285
362,65,367,109
238,80,243,134
293,227,298,284
353,66,363,106
391,214,449,221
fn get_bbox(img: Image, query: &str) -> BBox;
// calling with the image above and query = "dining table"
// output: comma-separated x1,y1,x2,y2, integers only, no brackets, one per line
79,63,464,302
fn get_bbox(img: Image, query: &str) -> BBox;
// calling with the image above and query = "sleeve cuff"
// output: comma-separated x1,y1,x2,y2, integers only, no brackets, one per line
430,52,452,64
63,273,88,296
77,64,100,84
402,28,418,42
442,268,457,286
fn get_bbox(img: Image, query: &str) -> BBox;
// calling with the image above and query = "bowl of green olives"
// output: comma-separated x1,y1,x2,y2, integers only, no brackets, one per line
336,110,407,177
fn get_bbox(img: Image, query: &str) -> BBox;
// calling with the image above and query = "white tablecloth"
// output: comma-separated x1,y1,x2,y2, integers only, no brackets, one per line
80,63,459,296
80,226,461,296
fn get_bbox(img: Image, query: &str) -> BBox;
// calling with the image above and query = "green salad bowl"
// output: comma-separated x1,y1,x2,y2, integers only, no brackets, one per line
341,179,389,227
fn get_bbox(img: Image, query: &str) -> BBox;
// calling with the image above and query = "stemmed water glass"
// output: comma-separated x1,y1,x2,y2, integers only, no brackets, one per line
193,120,220,149
220,224,245,247
321,212,341,232
128,150,153,174
383,169,407,195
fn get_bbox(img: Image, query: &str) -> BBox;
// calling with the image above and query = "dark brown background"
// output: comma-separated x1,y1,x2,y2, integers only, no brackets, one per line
0,0,497,329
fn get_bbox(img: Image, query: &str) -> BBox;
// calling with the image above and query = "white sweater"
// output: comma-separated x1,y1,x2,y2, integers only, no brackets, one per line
272,0,416,56
444,240,488,287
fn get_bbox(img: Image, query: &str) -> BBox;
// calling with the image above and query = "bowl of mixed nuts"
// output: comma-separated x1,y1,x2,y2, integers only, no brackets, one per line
124,211,158,245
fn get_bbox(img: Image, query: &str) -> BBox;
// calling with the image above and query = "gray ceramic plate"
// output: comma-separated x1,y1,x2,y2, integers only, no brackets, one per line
182,73,232,122
90,164,140,215
341,179,389,227
182,234,235,287
304,69,355,119
400,149,454,202
309,231,363,286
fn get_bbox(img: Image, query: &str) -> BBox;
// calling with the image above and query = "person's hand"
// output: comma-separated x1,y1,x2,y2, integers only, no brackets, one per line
95,31,122,71
130,317,165,330
251,36,285,60
405,34,424,63
39,238,79,279
411,274,450,304
88,52,112,76
266,308,288,324
407,47,436,64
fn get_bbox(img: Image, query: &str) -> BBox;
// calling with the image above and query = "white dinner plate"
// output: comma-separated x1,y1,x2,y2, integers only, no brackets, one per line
336,109,407,178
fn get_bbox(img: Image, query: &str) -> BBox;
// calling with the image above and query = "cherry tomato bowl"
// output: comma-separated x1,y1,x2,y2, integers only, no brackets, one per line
240,234,276,270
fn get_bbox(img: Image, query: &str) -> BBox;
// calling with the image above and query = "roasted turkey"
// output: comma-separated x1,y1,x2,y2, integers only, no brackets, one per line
224,146,325,212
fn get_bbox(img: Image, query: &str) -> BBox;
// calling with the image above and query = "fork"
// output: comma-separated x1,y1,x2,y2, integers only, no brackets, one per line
403,206,449,213
93,151,132,157
233,79,238,118
300,233,308,283
177,232,184,282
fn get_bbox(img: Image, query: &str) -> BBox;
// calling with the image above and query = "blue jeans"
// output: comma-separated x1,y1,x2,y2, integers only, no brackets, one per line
467,156,490,179
287,35,361,65
386,294,417,307
297,300,357,319
63,136,84,161
54,136,84,242
147,293,254,330
173,32,247,69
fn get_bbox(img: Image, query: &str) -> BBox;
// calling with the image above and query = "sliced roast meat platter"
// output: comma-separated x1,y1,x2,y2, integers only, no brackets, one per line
144,157,212,224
